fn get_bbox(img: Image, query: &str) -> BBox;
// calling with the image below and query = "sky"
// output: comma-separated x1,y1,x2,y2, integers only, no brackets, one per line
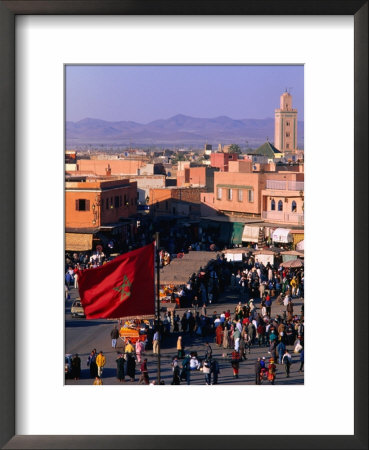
65,65,304,123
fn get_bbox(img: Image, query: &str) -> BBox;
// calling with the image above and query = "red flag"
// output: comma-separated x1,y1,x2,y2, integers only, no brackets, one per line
78,243,155,319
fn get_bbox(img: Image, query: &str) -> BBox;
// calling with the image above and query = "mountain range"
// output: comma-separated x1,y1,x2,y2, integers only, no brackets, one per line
66,114,304,148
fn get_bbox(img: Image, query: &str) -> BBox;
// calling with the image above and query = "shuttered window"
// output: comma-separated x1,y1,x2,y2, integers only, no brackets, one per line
75,199,90,211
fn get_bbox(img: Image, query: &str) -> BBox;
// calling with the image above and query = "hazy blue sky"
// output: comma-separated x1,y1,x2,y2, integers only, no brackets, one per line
66,65,304,123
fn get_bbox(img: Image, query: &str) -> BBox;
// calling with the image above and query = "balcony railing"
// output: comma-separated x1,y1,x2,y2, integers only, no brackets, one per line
266,180,304,191
262,210,304,224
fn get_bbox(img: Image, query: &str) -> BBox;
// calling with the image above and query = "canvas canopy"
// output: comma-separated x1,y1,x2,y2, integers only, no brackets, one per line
272,228,293,244
280,258,304,268
242,225,260,243
280,250,304,262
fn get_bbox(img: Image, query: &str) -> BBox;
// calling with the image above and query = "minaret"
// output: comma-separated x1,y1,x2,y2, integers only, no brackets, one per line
274,90,298,152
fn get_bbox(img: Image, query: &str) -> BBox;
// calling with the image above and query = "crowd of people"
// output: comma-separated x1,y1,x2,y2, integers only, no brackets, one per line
66,245,304,385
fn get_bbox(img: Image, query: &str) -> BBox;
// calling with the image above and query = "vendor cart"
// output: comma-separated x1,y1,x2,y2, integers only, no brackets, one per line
119,325,147,345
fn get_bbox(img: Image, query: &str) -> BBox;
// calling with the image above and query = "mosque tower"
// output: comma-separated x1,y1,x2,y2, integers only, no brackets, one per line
274,90,298,152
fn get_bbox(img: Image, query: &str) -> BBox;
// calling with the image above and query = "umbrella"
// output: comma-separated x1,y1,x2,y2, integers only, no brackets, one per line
296,240,304,251
280,250,304,257
280,258,304,268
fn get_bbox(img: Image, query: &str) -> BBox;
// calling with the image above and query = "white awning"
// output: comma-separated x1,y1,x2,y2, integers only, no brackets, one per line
242,225,260,243
272,228,293,243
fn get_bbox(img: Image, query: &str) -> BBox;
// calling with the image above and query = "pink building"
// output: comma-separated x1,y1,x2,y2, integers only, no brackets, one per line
177,164,207,187
210,152,238,172
261,178,304,225
213,166,304,219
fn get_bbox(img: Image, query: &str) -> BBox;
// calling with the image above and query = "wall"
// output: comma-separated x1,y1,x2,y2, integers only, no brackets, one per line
210,152,238,171
128,175,166,203
213,171,264,215
200,192,217,216
77,159,146,176
148,187,205,216
177,166,207,187
228,160,252,173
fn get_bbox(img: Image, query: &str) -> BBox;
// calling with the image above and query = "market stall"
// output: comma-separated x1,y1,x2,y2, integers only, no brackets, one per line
272,228,293,244
119,321,148,344
280,258,304,268
280,250,305,262
253,249,276,266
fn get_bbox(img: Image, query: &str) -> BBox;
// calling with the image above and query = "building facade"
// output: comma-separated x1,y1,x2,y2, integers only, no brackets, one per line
210,152,238,172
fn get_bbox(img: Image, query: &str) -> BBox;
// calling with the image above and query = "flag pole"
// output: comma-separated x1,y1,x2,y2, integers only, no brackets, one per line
155,232,161,384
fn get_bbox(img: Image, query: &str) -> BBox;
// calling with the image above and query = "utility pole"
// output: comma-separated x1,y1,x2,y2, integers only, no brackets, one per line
155,232,161,384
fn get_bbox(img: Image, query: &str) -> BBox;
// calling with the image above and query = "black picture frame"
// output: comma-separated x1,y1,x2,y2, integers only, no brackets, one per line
0,1,367,449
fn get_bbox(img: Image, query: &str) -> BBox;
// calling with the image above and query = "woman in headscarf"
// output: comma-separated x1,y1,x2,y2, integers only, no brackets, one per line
71,354,81,380
222,325,230,349
116,353,125,382
135,339,144,363
215,323,224,347
126,353,136,382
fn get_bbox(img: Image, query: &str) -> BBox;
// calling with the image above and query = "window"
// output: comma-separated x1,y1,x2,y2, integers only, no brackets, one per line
106,198,109,210
248,190,254,202
286,121,290,127
278,200,283,211
119,195,122,207
227,189,233,201
75,199,90,211
184,168,190,183
286,132,290,137
286,143,290,149
124,194,127,205
110,197,113,208
271,199,275,210
238,189,243,202
292,201,297,212
217,187,222,200
114,196,119,208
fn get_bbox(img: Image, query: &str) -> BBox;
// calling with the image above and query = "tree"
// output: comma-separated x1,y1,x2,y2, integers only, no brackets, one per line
171,153,186,165
228,144,242,154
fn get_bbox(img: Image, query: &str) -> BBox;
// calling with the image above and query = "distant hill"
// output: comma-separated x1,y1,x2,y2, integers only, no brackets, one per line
66,114,304,148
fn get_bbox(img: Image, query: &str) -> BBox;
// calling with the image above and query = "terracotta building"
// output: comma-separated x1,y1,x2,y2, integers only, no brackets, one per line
176,163,219,190
213,163,304,218
148,186,206,217
210,152,238,172
65,178,138,253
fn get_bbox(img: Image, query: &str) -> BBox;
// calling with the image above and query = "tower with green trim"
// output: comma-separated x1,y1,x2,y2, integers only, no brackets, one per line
274,90,298,152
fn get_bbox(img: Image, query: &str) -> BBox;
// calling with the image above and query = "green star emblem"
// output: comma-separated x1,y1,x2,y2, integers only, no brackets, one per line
113,275,132,302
